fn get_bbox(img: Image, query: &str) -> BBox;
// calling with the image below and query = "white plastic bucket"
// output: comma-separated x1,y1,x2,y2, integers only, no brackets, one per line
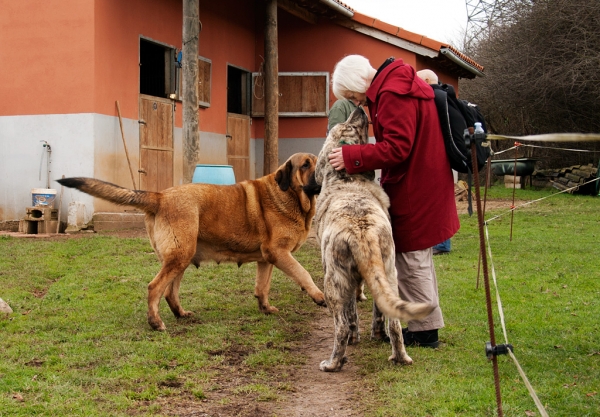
31,188,57,207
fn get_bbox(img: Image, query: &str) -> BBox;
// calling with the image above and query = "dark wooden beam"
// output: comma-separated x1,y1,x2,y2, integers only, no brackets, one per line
182,0,200,183
264,0,279,175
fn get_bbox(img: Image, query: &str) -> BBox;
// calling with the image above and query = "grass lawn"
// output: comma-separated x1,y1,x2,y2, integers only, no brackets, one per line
1,186,598,416
354,187,600,416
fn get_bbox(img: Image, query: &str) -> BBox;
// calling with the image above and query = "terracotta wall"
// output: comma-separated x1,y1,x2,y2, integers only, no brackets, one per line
94,0,183,122
1,0,259,135
1,0,455,138
0,0,95,116
196,0,257,135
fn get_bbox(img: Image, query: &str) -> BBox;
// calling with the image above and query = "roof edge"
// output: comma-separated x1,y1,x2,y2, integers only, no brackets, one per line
440,47,485,77
348,10,485,77
306,0,485,77
318,0,354,18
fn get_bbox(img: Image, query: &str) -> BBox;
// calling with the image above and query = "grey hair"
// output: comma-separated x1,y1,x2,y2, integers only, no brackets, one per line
331,55,375,100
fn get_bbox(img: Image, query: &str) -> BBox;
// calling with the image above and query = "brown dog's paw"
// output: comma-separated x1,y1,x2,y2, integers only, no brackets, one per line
148,316,167,331
312,293,327,307
258,304,279,314
175,310,194,318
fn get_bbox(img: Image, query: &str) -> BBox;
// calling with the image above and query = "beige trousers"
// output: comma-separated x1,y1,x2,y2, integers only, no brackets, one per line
395,248,444,332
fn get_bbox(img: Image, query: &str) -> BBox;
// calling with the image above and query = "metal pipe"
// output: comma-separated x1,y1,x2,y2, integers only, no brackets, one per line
319,0,354,18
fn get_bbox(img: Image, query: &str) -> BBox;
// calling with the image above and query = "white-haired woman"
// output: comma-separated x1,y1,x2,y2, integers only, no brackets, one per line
328,55,459,348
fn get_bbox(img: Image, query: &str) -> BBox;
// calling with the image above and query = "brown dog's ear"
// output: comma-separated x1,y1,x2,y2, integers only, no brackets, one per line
275,160,293,191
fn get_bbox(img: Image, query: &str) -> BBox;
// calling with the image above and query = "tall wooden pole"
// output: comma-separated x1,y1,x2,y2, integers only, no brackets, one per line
264,0,279,175
182,0,200,183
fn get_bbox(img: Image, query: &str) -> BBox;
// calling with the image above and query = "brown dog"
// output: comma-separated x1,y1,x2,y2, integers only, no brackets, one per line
57,153,325,331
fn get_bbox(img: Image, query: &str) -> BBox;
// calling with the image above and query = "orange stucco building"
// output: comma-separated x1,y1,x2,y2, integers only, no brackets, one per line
0,0,483,229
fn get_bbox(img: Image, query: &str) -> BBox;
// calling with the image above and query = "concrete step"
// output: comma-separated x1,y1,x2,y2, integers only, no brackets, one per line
92,211,145,231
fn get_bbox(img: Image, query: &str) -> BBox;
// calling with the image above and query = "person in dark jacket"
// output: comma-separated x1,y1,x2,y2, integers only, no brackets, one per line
328,55,460,348
417,69,453,256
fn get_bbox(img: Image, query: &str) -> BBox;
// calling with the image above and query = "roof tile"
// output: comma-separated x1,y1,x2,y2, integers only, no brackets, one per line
397,28,423,45
352,12,375,27
420,36,446,51
446,45,484,72
372,19,399,36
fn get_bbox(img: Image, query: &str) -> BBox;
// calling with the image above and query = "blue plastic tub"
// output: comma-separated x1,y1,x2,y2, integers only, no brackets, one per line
192,164,236,185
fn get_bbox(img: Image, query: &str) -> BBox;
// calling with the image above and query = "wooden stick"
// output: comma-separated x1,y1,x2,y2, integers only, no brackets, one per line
56,175,64,234
116,101,137,189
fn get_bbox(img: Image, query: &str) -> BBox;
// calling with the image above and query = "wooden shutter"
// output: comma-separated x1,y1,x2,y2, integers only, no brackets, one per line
178,56,211,107
251,72,329,117
198,57,212,108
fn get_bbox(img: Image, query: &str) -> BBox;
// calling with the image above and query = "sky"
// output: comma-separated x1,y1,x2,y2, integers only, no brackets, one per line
339,0,469,45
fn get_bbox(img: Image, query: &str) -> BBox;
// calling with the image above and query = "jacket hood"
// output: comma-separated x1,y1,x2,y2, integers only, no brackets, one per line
366,59,434,103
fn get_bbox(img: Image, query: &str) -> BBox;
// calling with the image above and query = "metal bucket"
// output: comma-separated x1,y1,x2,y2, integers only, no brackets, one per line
192,164,236,185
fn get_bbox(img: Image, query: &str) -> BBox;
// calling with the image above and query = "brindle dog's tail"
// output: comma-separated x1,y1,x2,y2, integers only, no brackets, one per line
57,177,160,214
356,238,434,322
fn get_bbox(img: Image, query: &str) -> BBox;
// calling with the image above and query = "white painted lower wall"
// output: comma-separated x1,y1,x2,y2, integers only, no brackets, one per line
0,114,96,222
0,114,215,224
1,113,339,225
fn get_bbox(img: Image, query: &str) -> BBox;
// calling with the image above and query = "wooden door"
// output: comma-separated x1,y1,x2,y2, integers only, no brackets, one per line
139,95,174,191
226,113,250,182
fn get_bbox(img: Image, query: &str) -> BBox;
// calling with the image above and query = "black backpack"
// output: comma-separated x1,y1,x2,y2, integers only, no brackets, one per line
431,83,490,174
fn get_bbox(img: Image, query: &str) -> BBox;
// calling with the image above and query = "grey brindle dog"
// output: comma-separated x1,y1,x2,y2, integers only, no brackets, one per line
314,107,434,372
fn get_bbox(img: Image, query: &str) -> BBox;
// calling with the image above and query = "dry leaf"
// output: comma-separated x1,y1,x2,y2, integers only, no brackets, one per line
12,393,24,402
525,411,536,416
586,392,597,397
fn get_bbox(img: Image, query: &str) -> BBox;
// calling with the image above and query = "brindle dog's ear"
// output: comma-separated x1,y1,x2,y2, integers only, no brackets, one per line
275,160,293,191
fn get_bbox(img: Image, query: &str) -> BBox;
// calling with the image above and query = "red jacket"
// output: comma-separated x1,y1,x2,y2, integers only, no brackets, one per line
342,59,459,252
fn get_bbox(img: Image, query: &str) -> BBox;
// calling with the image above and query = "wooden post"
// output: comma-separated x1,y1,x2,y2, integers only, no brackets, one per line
264,0,279,175
182,0,200,183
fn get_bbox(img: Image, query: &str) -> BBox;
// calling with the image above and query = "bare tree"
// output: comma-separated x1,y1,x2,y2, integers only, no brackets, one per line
460,0,600,167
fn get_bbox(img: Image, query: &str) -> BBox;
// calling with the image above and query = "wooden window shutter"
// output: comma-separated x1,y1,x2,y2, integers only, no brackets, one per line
198,56,212,108
251,72,329,117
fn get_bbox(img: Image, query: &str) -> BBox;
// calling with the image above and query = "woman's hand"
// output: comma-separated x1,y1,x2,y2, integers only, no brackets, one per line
328,147,345,171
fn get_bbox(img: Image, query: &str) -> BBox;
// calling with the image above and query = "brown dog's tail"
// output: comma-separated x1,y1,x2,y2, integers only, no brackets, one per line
357,238,435,322
57,177,160,214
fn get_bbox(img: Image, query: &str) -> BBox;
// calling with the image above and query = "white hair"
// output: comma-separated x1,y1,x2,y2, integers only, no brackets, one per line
331,55,375,100
416,69,439,85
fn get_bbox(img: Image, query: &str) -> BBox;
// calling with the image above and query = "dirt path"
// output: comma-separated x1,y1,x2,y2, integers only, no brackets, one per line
273,310,364,417
271,197,518,417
